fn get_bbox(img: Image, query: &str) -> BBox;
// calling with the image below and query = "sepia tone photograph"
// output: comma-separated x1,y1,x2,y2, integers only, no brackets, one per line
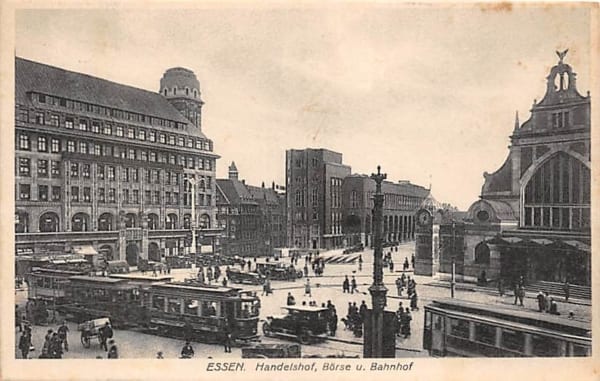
0,2,598,381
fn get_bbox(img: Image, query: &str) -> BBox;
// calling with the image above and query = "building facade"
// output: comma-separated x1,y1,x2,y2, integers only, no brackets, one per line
286,149,351,250
437,53,591,285
14,58,221,265
216,162,286,257
342,175,429,247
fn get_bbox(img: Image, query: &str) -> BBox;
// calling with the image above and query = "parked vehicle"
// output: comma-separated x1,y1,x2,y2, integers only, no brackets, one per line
262,306,329,344
226,268,265,285
79,317,111,348
255,260,303,281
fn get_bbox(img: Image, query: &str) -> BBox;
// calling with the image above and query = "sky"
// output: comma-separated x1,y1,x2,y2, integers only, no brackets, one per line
14,5,592,210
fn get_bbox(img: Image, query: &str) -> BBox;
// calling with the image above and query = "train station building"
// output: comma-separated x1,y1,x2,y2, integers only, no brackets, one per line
14,57,222,267
415,53,591,286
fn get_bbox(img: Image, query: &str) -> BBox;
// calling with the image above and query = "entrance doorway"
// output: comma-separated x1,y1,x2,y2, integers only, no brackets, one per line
126,243,139,266
148,242,160,262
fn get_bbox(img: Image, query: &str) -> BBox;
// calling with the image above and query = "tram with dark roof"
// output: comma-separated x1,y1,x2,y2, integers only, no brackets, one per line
423,299,591,357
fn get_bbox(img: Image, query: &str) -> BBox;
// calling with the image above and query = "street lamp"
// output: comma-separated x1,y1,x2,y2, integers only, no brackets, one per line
185,176,197,260
367,165,388,357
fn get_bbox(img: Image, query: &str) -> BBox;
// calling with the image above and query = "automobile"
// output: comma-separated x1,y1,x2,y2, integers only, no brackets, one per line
262,305,329,344
255,260,303,281
226,268,265,285
343,244,364,254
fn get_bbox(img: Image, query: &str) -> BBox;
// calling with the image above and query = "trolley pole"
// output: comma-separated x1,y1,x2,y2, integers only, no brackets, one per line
451,221,456,298
367,165,388,358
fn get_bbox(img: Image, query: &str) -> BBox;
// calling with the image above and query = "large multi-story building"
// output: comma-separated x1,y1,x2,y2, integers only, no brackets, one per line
415,52,591,286
216,162,286,257
286,149,351,250
14,58,221,265
342,175,429,247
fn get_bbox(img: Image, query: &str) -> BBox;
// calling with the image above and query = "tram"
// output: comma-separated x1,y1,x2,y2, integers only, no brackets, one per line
423,298,591,357
143,281,260,343
26,269,261,344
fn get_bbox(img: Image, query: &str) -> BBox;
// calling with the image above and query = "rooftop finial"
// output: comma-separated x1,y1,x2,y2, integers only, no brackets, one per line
556,49,568,64
514,110,520,131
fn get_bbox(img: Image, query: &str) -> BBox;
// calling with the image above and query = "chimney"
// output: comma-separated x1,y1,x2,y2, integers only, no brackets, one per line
261,181,265,188
272,181,275,190
241,179,245,185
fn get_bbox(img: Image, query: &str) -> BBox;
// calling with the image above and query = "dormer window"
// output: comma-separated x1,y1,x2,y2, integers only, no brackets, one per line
164,88,168,96
186,88,189,96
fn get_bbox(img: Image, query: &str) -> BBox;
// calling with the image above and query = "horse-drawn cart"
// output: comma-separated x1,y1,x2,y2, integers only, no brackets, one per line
78,317,111,348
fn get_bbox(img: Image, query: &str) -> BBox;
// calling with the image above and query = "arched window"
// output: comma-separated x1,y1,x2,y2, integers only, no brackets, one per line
523,152,590,230
125,213,137,228
98,213,114,231
147,213,159,230
199,214,210,229
72,213,90,232
15,211,29,233
163,88,168,96
166,213,178,229
183,214,191,230
474,243,490,264
39,212,59,232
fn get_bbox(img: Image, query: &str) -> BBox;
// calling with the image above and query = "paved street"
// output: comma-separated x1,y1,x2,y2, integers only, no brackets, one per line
14,242,590,359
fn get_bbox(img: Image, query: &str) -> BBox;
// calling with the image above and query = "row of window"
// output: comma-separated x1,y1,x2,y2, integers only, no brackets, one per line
17,133,215,170
17,183,213,206
17,158,60,178
29,92,190,131
20,108,211,150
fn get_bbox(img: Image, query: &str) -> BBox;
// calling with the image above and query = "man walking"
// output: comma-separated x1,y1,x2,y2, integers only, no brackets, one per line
351,276,357,294
563,281,570,303
57,320,69,352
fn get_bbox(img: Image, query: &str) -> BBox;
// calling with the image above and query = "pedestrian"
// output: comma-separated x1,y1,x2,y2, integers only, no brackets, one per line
563,281,570,303
41,329,53,358
222,277,228,287
389,260,394,272
304,279,312,297
223,325,232,353
107,340,118,359
303,264,309,277
15,305,22,332
543,292,550,312
401,308,412,338
156,351,164,359
287,292,296,306
395,302,404,336
53,332,65,358
99,322,113,352
403,258,409,272
57,320,69,352
537,291,546,312
18,331,31,359
359,301,368,323
342,276,350,293
329,310,338,336
181,341,194,358
513,282,519,305
241,261,245,271
351,276,357,294
549,298,560,315
395,277,403,296
517,285,525,307
411,254,415,269
410,291,419,311
498,278,504,297
152,266,157,277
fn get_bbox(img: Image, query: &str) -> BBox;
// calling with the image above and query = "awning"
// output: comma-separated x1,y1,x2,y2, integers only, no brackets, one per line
72,245,98,256
562,240,591,253
530,238,553,245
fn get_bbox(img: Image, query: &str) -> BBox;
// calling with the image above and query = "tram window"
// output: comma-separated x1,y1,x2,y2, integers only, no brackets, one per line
184,299,199,315
572,344,589,357
449,318,470,338
474,323,496,345
36,278,44,288
433,314,443,330
167,298,182,314
201,302,217,316
43,278,51,288
531,334,560,357
501,328,525,352
152,295,166,310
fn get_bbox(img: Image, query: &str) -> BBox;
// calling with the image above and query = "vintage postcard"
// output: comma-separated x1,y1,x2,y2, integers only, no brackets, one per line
0,2,598,381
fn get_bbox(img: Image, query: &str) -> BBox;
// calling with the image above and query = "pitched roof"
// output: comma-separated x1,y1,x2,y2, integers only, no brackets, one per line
246,185,280,204
15,57,203,136
216,179,257,205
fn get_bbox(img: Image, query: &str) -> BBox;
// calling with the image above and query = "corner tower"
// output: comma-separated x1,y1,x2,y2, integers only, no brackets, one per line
160,67,204,129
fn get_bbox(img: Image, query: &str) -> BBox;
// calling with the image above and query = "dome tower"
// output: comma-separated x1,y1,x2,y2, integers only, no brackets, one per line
159,67,204,129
